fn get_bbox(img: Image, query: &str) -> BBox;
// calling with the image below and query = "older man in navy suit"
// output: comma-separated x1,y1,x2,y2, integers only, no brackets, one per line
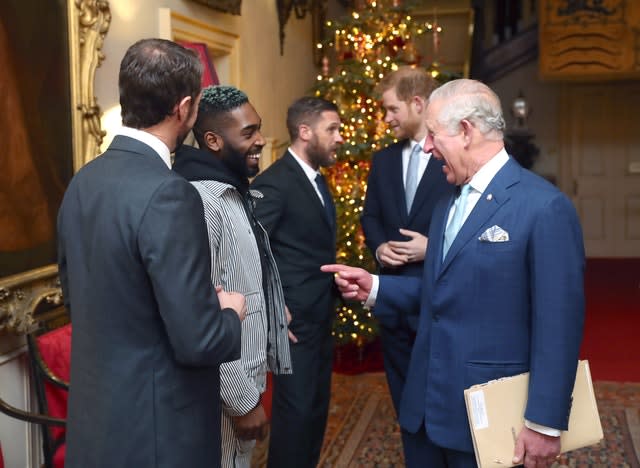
324,79,585,468
361,68,453,438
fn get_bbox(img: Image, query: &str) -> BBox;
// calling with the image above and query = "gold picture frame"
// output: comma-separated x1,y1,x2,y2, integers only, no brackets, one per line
0,0,111,336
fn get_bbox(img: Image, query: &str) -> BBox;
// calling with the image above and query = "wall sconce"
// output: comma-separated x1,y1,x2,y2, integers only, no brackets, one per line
511,93,529,129
293,0,312,18
277,0,326,60
504,91,539,170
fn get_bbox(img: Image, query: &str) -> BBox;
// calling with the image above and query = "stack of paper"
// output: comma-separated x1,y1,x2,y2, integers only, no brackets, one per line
464,360,603,468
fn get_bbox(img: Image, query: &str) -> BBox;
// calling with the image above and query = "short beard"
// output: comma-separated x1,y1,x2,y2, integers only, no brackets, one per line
222,145,253,179
307,138,335,169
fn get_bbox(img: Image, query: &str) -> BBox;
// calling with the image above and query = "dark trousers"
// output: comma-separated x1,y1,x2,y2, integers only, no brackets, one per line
403,426,477,468
267,320,334,468
379,320,416,413
379,319,417,463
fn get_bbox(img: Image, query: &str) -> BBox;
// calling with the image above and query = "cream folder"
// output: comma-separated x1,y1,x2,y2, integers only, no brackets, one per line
464,360,603,468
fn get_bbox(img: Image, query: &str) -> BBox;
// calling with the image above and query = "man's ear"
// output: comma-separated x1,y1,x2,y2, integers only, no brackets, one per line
204,131,223,152
176,96,193,122
460,119,474,147
410,95,426,115
298,124,313,142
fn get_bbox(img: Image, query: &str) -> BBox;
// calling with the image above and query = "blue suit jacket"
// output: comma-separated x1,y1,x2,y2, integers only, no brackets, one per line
58,136,242,467
361,141,453,328
377,158,585,452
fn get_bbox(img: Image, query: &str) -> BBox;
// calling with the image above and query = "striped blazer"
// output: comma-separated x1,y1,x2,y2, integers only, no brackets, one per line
192,180,292,416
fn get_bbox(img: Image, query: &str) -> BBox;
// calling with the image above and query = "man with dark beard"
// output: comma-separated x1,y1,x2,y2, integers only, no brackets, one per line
250,97,343,468
173,85,292,468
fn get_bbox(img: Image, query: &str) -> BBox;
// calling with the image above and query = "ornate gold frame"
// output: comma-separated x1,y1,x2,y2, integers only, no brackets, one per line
0,0,110,336
70,0,112,172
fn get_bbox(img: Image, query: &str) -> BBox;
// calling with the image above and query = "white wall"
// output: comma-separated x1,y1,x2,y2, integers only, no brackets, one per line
491,60,561,181
97,0,318,151
0,344,40,468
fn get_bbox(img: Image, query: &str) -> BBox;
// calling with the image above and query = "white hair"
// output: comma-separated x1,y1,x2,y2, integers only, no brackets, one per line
430,79,505,140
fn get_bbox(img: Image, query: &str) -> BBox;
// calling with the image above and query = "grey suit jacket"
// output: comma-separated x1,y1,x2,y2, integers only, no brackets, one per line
57,135,242,468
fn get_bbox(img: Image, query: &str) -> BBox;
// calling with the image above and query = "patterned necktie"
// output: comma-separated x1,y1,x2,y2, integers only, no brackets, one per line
443,183,472,258
405,143,422,212
315,173,335,227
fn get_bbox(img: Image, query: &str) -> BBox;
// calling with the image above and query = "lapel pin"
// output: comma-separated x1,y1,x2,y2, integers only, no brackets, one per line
486,194,493,201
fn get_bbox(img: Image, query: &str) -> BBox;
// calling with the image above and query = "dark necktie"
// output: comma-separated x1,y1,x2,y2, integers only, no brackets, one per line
315,173,336,227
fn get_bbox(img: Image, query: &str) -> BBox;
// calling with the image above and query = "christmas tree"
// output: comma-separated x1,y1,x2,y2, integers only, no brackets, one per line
312,0,446,346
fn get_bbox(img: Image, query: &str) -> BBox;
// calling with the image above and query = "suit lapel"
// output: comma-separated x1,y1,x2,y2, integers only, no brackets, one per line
438,159,521,277
429,196,453,279
282,152,334,232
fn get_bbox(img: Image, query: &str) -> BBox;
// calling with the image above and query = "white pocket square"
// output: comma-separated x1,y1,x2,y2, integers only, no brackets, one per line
479,225,510,242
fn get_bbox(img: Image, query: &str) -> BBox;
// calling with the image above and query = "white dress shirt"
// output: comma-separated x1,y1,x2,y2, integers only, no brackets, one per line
289,147,326,205
118,126,172,169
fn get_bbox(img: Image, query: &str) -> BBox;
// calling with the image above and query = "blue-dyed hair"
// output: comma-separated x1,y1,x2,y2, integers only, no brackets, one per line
193,85,249,146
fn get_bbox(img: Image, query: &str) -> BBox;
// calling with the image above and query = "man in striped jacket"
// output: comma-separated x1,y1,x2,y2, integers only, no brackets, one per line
173,85,292,468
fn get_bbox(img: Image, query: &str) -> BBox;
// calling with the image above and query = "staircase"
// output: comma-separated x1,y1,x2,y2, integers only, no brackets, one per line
470,0,538,83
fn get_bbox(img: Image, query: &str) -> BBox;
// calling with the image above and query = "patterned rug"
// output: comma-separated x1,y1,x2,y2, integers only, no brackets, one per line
252,373,640,467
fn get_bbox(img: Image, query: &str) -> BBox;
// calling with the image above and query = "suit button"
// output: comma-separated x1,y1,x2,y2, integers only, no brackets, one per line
433,314,440,322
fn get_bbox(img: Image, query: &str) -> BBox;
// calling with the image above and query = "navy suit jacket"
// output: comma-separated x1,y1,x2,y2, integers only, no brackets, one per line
58,136,242,468
377,158,585,452
361,140,453,328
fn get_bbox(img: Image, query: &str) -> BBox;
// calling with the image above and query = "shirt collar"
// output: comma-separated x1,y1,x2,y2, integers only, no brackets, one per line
117,127,172,169
407,137,427,153
288,147,321,182
468,148,509,194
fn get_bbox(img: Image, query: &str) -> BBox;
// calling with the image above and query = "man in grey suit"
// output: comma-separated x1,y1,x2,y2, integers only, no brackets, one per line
251,97,343,468
57,38,245,468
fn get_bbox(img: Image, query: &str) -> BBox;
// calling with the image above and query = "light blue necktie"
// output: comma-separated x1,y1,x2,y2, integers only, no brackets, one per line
443,184,472,258
405,143,422,211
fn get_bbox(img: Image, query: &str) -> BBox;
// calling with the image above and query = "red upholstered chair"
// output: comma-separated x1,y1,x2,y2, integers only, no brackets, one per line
0,441,4,468
27,323,71,468
0,394,65,468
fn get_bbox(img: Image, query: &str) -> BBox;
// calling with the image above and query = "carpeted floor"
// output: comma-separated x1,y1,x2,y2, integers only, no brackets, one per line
252,373,640,467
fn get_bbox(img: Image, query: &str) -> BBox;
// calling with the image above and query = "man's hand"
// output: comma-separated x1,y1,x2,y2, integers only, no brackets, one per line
512,426,561,468
321,264,372,302
376,242,408,268
216,286,247,322
232,402,269,441
387,229,428,263
284,305,298,343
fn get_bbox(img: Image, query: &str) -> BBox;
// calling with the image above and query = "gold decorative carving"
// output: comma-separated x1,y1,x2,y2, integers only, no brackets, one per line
0,1,110,336
69,0,112,171
539,0,640,80
0,266,62,335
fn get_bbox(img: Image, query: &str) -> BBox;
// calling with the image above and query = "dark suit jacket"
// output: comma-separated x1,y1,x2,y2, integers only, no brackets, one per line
377,158,585,452
362,140,453,277
57,135,242,468
361,140,453,327
250,151,337,333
